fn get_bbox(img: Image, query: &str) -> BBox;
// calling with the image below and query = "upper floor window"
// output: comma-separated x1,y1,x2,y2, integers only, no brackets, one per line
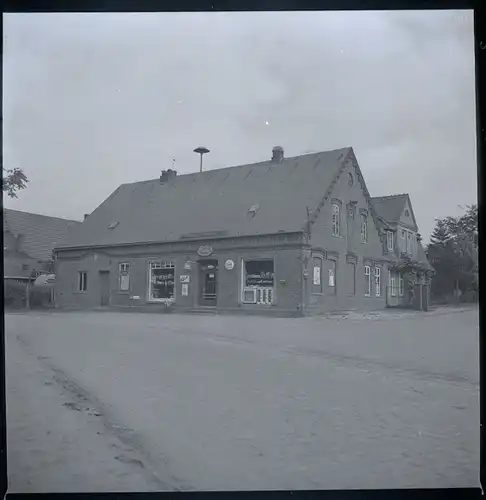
387,231,394,251
406,231,412,254
332,203,340,236
348,173,354,186
405,209,410,217
360,214,368,243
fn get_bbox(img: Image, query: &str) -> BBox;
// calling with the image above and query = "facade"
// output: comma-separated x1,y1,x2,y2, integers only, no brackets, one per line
3,209,81,282
53,146,433,316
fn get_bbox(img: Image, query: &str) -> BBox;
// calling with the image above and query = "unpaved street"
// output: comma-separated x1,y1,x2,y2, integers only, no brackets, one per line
6,308,479,492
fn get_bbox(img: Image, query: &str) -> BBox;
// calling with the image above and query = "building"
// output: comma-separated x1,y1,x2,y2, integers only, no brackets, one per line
4,208,81,283
53,146,433,316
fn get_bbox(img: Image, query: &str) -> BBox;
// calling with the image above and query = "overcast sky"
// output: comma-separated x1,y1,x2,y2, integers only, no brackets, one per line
3,10,476,243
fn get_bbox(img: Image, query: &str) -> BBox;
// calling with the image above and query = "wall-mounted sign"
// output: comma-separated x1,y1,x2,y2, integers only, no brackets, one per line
180,275,190,283
184,262,192,270
303,269,309,279
181,284,189,296
197,245,213,257
225,259,235,271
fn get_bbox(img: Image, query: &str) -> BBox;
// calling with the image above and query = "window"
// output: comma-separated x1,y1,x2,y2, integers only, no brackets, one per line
399,230,406,252
360,214,368,243
332,203,340,236
374,266,381,297
243,260,274,305
327,259,337,294
364,265,371,296
22,264,30,271
389,270,397,297
78,271,88,291
119,263,130,291
399,274,405,297
149,261,175,301
348,173,354,186
405,209,410,217
406,231,412,254
387,231,394,251
312,256,322,293
347,262,356,295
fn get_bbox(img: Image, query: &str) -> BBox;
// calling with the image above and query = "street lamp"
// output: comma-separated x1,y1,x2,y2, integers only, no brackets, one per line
194,146,210,173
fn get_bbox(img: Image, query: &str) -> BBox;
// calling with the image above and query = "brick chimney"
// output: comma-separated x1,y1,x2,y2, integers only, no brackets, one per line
271,146,284,164
160,169,178,183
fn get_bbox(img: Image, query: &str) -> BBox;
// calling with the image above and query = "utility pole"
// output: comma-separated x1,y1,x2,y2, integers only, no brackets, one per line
193,147,210,173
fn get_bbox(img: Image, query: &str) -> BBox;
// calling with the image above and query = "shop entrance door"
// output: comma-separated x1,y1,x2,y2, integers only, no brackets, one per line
198,260,218,307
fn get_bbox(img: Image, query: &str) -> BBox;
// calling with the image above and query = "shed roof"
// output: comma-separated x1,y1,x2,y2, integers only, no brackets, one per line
56,147,352,249
4,209,81,261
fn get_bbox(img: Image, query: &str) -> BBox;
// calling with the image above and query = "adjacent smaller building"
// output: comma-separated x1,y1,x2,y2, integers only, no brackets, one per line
3,209,81,283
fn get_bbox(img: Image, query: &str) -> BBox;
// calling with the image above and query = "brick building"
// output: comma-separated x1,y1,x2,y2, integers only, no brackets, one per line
53,146,433,316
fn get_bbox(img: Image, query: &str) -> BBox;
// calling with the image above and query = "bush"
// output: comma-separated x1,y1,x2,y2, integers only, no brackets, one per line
30,287,52,308
4,281,27,308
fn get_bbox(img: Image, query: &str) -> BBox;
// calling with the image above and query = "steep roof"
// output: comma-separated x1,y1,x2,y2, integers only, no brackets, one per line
4,209,81,261
371,194,408,224
56,147,352,250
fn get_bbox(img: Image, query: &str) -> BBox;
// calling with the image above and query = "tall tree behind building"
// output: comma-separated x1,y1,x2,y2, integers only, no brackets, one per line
2,167,29,199
426,204,478,302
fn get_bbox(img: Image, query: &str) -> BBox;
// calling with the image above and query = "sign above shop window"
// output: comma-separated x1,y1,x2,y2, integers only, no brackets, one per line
225,260,235,270
180,275,190,283
197,245,213,257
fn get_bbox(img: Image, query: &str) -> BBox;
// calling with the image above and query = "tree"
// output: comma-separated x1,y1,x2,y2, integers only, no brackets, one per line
3,167,29,198
426,204,478,302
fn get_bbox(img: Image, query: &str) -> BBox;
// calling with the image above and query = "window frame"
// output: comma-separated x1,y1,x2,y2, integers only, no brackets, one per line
347,261,356,296
119,262,130,291
374,266,381,297
364,265,371,297
78,271,88,292
360,213,368,243
332,203,341,237
398,273,405,297
312,255,323,294
241,258,275,305
388,269,397,297
387,231,394,252
148,260,175,302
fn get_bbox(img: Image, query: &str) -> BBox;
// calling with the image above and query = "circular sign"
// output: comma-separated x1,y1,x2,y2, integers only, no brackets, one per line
197,245,213,257
225,259,235,271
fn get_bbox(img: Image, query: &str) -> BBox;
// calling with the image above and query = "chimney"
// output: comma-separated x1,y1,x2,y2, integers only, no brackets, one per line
160,169,178,183
84,214,89,221
271,146,284,163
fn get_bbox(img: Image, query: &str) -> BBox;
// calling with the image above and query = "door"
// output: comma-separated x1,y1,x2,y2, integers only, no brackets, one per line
198,260,218,306
99,271,110,307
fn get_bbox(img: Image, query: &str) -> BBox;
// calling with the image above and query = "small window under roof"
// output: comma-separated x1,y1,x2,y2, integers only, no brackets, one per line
108,221,120,230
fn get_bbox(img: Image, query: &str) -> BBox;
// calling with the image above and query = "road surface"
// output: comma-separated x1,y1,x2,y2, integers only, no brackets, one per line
6,308,479,492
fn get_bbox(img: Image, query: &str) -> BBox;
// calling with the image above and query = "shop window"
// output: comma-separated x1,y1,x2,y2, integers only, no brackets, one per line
242,260,274,305
119,263,130,291
78,271,88,291
149,261,175,301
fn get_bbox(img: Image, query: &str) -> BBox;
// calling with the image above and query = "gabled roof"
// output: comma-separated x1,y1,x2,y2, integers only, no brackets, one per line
4,209,81,261
370,194,408,224
56,147,352,250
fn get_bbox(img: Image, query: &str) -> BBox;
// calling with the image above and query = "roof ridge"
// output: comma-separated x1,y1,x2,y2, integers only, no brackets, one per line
372,193,409,200
4,208,81,224
121,147,352,188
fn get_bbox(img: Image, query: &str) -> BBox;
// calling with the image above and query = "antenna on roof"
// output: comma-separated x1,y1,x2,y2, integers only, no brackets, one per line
194,147,210,173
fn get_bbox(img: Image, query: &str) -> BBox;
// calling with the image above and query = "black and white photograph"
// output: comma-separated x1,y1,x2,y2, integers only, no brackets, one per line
2,10,479,493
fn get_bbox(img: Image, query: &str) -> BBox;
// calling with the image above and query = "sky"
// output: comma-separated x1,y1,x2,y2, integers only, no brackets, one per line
3,10,476,243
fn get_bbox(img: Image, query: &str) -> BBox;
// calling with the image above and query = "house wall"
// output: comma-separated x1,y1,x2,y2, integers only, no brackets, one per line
398,198,417,230
305,158,390,313
54,234,305,316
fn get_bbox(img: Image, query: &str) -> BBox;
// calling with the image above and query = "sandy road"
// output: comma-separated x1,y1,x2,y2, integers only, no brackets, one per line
5,308,480,492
